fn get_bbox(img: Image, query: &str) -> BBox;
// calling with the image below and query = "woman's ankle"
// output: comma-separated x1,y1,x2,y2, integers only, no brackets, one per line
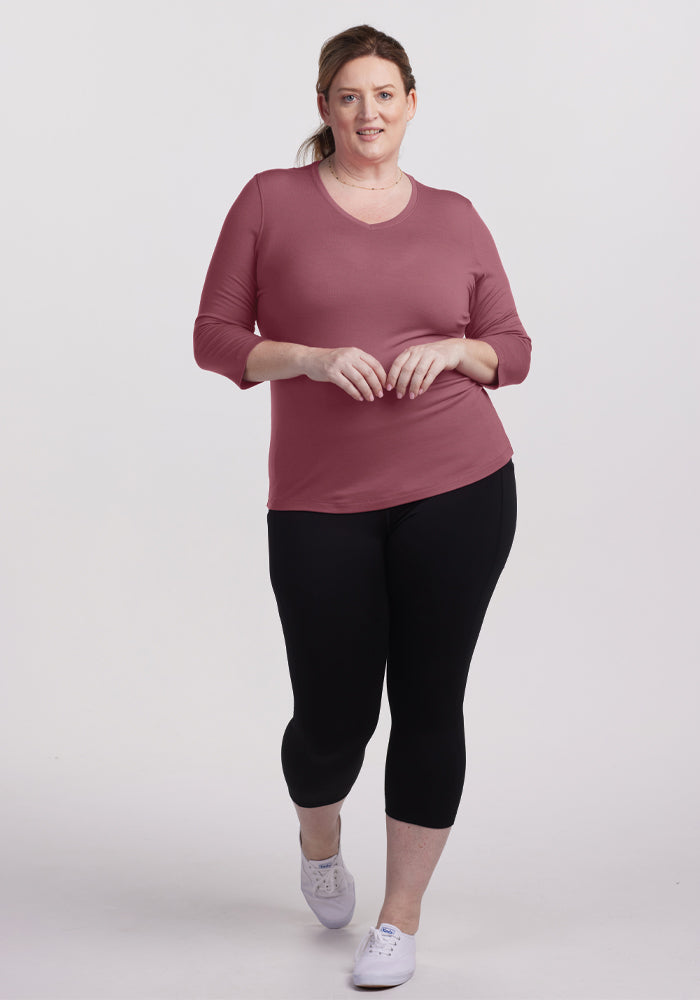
300,815,340,860
375,910,420,935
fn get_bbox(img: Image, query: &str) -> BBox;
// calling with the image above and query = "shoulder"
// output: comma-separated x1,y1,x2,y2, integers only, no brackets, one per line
410,176,484,233
227,165,312,217
231,165,315,215
411,176,475,213
410,176,483,238
251,163,314,194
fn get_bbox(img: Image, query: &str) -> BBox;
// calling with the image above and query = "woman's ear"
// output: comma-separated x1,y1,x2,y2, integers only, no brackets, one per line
407,89,417,121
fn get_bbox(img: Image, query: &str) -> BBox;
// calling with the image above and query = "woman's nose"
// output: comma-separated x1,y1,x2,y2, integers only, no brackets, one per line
358,102,380,120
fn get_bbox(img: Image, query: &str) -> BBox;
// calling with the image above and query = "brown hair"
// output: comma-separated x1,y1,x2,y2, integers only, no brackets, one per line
295,24,416,166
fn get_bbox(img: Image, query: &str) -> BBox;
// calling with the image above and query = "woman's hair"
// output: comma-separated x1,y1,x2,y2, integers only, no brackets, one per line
295,24,416,166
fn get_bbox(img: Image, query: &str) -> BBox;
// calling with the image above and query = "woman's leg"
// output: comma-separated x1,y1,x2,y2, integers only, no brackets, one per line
378,460,518,932
377,816,451,933
293,798,344,860
266,507,389,851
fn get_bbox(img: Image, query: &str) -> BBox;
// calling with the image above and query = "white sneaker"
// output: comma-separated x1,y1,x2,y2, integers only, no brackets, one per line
299,814,355,929
352,922,416,988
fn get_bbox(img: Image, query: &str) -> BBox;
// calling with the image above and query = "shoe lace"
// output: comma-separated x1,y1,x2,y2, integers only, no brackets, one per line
354,926,399,962
307,859,346,897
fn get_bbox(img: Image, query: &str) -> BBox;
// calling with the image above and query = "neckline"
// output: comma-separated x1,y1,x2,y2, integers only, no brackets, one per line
310,158,418,231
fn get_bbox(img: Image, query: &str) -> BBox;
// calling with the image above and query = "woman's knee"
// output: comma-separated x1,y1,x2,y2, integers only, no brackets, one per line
281,715,379,807
383,715,467,827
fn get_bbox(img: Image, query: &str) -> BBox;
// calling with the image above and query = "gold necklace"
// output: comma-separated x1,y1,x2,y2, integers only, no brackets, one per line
327,154,403,191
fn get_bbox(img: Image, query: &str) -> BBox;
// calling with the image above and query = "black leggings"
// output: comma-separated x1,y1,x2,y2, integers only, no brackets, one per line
266,459,517,829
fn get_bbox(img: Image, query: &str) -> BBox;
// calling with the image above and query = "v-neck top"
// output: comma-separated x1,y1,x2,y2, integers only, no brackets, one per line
310,158,419,230
193,161,532,512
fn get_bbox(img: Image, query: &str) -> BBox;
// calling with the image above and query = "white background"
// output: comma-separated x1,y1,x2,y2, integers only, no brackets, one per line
1,1,698,997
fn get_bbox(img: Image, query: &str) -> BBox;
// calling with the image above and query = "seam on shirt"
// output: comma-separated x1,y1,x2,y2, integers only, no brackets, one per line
466,200,484,299
253,173,264,256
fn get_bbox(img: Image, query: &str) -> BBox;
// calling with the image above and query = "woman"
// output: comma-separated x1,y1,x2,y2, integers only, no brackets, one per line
193,23,531,991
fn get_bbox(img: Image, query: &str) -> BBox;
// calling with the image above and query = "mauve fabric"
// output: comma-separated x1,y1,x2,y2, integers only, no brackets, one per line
193,161,531,512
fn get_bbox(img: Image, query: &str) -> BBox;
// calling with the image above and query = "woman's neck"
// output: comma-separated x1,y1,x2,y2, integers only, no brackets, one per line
326,153,402,190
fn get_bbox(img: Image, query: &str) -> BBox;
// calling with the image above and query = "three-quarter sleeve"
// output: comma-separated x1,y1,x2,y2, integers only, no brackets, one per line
466,203,532,389
193,174,264,390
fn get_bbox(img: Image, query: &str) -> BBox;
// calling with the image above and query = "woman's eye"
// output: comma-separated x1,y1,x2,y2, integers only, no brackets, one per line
341,92,392,103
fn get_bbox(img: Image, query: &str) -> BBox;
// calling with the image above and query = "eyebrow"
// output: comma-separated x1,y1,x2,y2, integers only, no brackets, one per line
335,84,397,92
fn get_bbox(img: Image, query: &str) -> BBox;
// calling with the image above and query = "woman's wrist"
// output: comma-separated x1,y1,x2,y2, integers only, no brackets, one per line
296,344,319,379
244,340,317,382
452,338,498,385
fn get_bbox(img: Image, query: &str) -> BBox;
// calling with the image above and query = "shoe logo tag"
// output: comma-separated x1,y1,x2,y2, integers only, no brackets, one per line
317,861,333,869
379,925,396,935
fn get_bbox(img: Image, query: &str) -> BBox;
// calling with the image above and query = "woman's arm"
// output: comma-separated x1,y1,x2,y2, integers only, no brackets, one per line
245,341,388,402
193,176,266,391
465,202,531,389
452,338,499,386
243,339,313,382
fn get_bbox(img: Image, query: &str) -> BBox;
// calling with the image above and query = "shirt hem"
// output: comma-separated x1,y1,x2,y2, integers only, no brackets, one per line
266,448,514,513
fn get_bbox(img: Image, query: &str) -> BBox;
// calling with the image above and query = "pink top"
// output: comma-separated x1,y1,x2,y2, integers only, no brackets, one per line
193,161,532,512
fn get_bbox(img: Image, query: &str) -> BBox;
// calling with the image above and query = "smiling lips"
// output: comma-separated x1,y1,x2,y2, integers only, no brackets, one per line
357,128,383,139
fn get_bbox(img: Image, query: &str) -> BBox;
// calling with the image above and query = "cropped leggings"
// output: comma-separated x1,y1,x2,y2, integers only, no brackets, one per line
266,459,517,829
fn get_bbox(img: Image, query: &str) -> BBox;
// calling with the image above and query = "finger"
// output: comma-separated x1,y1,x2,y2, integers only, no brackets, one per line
397,356,433,398
357,357,387,397
386,350,411,391
336,371,366,401
410,356,442,396
347,363,382,401
414,360,442,396
392,359,420,397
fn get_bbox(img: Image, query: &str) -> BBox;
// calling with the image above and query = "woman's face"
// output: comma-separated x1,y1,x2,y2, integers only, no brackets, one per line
318,55,416,165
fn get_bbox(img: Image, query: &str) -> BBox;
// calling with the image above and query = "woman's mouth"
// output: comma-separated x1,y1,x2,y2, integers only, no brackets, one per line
356,128,383,140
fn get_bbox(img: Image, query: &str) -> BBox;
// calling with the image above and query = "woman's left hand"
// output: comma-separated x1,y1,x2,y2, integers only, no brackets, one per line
385,339,466,399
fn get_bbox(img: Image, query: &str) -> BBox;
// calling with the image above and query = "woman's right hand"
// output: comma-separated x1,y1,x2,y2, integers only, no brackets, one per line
302,346,387,402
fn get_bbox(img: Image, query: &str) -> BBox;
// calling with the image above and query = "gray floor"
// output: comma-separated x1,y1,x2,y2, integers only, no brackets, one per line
2,718,698,1000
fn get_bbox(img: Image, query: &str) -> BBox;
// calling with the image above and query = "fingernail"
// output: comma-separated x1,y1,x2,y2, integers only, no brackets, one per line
409,392,415,400
386,383,393,391
377,391,383,398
